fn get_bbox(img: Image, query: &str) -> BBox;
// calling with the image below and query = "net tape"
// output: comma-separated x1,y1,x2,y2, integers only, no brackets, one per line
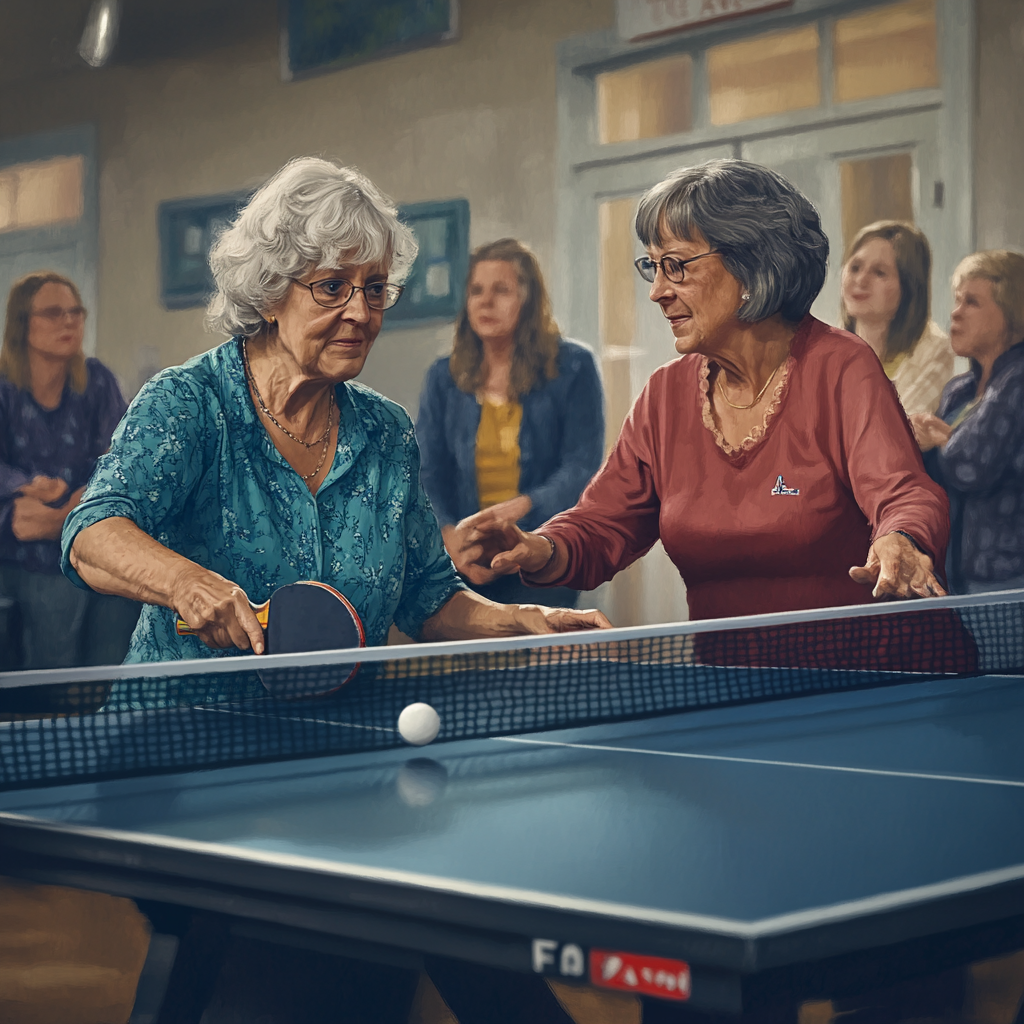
1,592,1022,790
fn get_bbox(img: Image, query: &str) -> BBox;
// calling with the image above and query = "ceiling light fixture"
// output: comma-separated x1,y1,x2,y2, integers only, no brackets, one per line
78,0,121,68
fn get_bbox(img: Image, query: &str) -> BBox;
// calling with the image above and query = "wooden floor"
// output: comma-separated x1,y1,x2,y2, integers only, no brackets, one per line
0,877,639,1024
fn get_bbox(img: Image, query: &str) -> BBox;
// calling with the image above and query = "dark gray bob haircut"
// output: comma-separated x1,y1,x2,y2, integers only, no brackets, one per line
635,159,829,323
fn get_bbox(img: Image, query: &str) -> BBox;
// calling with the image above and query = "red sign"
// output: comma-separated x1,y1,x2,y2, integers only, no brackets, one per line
590,949,691,1001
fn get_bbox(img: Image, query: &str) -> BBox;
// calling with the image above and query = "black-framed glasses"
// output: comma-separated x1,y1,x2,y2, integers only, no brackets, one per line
289,277,404,311
634,251,719,284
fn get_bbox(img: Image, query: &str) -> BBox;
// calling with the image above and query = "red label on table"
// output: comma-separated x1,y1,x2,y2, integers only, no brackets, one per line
589,949,691,1001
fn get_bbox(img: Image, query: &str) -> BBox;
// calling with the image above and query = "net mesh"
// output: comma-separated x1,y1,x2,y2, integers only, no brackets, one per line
1,595,1022,791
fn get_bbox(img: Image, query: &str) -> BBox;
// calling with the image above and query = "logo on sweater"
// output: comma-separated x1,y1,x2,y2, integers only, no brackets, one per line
771,475,799,496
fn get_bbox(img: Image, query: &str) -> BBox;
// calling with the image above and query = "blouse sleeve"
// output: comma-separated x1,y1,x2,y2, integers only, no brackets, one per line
936,363,1024,493
393,423,466,638
533,380,661,592
523,345,605,529
60,373,213,588
837,347,950,565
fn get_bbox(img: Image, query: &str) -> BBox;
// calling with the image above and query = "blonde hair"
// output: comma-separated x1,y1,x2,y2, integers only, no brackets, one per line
952,250,1024,343
0,271,87,393
450,239,560,398
840,221,932,361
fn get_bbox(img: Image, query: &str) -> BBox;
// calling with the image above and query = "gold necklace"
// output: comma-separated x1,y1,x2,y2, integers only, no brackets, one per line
242,338,334,450
242,339,335,482
715,363,782,411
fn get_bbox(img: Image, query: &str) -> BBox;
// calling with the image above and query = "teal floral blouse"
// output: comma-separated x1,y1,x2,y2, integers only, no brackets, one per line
61,339,464,668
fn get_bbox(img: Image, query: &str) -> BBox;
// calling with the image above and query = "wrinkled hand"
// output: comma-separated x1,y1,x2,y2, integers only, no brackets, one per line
909,413,952,452
171,564,265,653
11,484,85,541
849,532,946,599
510,603,612,634
18,475,69,504
447,503,547,585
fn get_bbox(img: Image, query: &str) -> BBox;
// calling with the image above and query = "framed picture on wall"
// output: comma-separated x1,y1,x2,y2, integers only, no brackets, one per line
158,191,250,310
385,198,470,330
281,0,459,82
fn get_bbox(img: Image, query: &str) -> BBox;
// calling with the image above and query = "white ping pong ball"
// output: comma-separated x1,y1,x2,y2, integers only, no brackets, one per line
398,703,441,746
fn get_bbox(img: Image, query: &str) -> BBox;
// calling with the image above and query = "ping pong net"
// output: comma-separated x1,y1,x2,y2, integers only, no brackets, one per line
0,592,1021,791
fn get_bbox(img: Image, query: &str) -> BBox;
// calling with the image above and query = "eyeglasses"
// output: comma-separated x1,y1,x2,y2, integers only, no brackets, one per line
289,277,404,311
30,305,88,324
634,251,720,284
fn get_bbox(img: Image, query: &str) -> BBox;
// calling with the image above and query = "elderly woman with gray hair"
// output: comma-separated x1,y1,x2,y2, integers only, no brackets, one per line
464,159,951,619
61,157,607,668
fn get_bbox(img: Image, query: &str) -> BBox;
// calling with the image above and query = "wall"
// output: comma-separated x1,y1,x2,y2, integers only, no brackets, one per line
974,0,1024,253
0,0,614,411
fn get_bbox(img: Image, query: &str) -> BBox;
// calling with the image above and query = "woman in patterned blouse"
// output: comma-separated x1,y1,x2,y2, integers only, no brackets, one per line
61,158,608,664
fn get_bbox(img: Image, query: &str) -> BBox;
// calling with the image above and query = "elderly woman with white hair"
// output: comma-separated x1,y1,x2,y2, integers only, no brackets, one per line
465,159,954,630
61,157,607,670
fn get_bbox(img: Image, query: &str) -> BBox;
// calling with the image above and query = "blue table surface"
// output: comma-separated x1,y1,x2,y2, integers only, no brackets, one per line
1,673,1023,933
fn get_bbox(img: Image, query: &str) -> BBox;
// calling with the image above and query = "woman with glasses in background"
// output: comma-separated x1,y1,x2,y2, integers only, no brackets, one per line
460,159,952,625
0,271,138,669
61,158,607,683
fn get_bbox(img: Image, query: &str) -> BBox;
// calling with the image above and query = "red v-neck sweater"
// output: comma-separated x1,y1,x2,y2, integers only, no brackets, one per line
540,316,950,620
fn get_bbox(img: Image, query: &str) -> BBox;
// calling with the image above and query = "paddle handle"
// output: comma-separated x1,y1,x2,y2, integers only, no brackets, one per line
176,600,270,637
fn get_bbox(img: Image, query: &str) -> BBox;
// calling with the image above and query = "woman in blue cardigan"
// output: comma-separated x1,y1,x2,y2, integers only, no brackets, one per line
417,239,604,607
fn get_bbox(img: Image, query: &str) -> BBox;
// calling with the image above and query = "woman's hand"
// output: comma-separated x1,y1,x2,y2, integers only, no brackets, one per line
18,475,69,503
506,602,612,634
420,589,610,641
170,563,266,653
849,532,946,599
909,413,952,452
11,483,85,542
445,499,546,585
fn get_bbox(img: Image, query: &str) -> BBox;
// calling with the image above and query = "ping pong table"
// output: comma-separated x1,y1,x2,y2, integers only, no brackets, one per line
1,594,1023,1023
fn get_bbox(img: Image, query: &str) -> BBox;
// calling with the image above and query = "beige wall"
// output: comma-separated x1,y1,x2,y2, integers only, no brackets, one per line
975,0,1024,253
0,0,613,410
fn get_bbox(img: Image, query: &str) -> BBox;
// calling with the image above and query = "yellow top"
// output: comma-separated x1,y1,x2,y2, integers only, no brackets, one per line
475,400,522,508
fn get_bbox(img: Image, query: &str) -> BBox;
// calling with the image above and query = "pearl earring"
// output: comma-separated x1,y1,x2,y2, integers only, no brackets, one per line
741,293,751,301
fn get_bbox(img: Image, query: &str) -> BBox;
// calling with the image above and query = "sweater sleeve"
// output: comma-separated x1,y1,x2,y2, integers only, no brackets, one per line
523,345,605,528
838,346,950,565
415,360,459,528
936,364,1024,493
533,379,661,591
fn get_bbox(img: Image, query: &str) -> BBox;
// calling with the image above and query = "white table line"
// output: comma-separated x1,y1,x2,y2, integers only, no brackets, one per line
496,737,1024,788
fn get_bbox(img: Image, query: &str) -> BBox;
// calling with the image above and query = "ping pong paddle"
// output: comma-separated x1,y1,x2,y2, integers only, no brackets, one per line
176,580,365,699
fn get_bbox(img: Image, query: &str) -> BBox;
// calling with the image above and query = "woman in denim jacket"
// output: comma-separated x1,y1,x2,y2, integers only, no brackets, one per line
416,239,604,607
912,250,1024,593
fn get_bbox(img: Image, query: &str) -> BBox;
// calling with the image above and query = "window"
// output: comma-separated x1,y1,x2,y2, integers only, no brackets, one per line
597,54,693,145
599,197,637,446
708,24,820,126
840,152,914,253
834,0,938,104
0,156,84,234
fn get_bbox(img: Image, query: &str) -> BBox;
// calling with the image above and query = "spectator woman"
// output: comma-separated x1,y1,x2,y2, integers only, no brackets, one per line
912,250,1024,593
841,220,954,416
0,271,137,668
416,238,604,608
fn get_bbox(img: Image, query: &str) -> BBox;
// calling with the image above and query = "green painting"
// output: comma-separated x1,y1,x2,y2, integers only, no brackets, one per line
284,0,458,80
